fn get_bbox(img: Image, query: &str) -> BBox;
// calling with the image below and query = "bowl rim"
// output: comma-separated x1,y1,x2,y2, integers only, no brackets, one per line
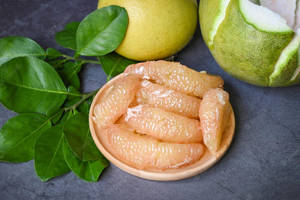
89,73,235,181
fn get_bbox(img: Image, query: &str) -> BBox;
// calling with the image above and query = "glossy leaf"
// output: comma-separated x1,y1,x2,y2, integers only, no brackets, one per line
0,114,51,162
58,62,82,89
0,57,67,116
63,140,108,182
78,98,93,114
46,48,62,60
55,22,80,50
76,6,128,56
99,52,136,80
34,125,70,182
64,112,101,161
0,36,45,66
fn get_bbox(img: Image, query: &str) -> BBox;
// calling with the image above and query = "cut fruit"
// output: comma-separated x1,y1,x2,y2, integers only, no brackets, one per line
269,31,300,86
200,0,297,86
125,60,224,97
97,124,204,170
136,80,201,118
260,0,297,29
199,88,230,154
124,105,202,143
93,75,140,128
240,0,293,33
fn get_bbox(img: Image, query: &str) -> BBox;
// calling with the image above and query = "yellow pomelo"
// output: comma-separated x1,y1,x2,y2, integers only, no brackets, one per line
98,0,198,61
199,0,300,87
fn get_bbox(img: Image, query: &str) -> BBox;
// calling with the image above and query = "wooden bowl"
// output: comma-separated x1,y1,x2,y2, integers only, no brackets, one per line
89,74,235,181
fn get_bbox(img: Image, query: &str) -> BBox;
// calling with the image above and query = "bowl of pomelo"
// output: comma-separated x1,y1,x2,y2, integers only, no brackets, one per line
89,61,235,181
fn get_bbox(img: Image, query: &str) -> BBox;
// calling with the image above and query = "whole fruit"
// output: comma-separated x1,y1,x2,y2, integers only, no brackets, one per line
199,0,300,87
98,0,198,61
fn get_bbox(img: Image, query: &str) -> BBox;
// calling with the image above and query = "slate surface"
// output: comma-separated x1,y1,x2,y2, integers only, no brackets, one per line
0,1,299,200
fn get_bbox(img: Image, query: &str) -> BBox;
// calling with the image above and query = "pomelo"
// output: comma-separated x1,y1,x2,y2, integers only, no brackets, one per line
98,0,198,61
199,0,300,87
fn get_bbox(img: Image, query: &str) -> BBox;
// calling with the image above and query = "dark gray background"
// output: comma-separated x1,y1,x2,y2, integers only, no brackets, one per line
0,0,299,200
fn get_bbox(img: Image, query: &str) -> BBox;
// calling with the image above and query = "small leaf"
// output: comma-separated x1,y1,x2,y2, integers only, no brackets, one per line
76,6,128,56
99,52,136,80
78,98,93,114
0,114,51,162
0,57,67,116
55,22,80,50
0,36,45,66
51,110,64,125
34,125,70,182
64,112,102,161
46,48,62,59
57,62,82,90
63,140,108,182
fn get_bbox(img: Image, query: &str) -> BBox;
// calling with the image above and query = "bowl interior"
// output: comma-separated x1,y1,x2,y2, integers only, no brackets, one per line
89,74,235,181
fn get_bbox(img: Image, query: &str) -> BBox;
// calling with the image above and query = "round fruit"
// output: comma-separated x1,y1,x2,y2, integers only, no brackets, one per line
199,0,300,87
98,0,198,61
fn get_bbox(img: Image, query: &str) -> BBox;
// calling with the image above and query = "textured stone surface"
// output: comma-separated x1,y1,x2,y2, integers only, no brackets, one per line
0,0,300,200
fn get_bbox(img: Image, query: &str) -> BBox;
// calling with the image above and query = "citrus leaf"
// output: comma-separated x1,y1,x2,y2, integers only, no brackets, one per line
0,57,68,116
57,62,82,90
63,140,108,182
0,113,51,162
46,48,62,60
0,36,45,66
64,112,102,161
76,6,128,56
34,125,70,182
55,22,80,50
99,52,136,80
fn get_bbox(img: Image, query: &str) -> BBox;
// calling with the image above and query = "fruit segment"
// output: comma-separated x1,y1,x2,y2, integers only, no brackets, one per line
124,105,202,143
136,80,201,118
199,88,231,153
97,124,204,170
93,75,140,128
125,60,224,97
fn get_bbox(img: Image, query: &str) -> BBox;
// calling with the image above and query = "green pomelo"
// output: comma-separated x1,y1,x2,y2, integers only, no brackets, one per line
199,0,300,87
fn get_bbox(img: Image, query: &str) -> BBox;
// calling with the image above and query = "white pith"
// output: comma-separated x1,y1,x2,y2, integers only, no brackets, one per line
260,0,297,29
208,0,231,46
269,30,300,83
240,0,293,32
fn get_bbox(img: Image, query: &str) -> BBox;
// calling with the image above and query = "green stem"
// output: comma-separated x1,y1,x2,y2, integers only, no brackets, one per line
64,90,98,112
48,89,98,123
62,54,100,65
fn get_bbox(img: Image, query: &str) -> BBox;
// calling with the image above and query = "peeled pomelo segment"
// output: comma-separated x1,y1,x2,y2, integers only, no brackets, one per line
260,0,297,29
93,75,140,128
269,32,300,86
124,105,202,143
207,0,295,86
136,80,201,118
199,88,230,154
97,124,204,170
199,0,231,47
125,60,224,97
239,0,293,33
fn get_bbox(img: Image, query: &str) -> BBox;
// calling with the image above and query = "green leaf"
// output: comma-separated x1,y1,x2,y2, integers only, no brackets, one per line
0,113,51,162
76,6,128,56
57,62,82,90
46,48,62,60
99,52,136,80
0,57,67,116
55,22,80,50
34,125,70,182
63,140,108,182
78,98,93,114
0,36,45,66
64,112,101,161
